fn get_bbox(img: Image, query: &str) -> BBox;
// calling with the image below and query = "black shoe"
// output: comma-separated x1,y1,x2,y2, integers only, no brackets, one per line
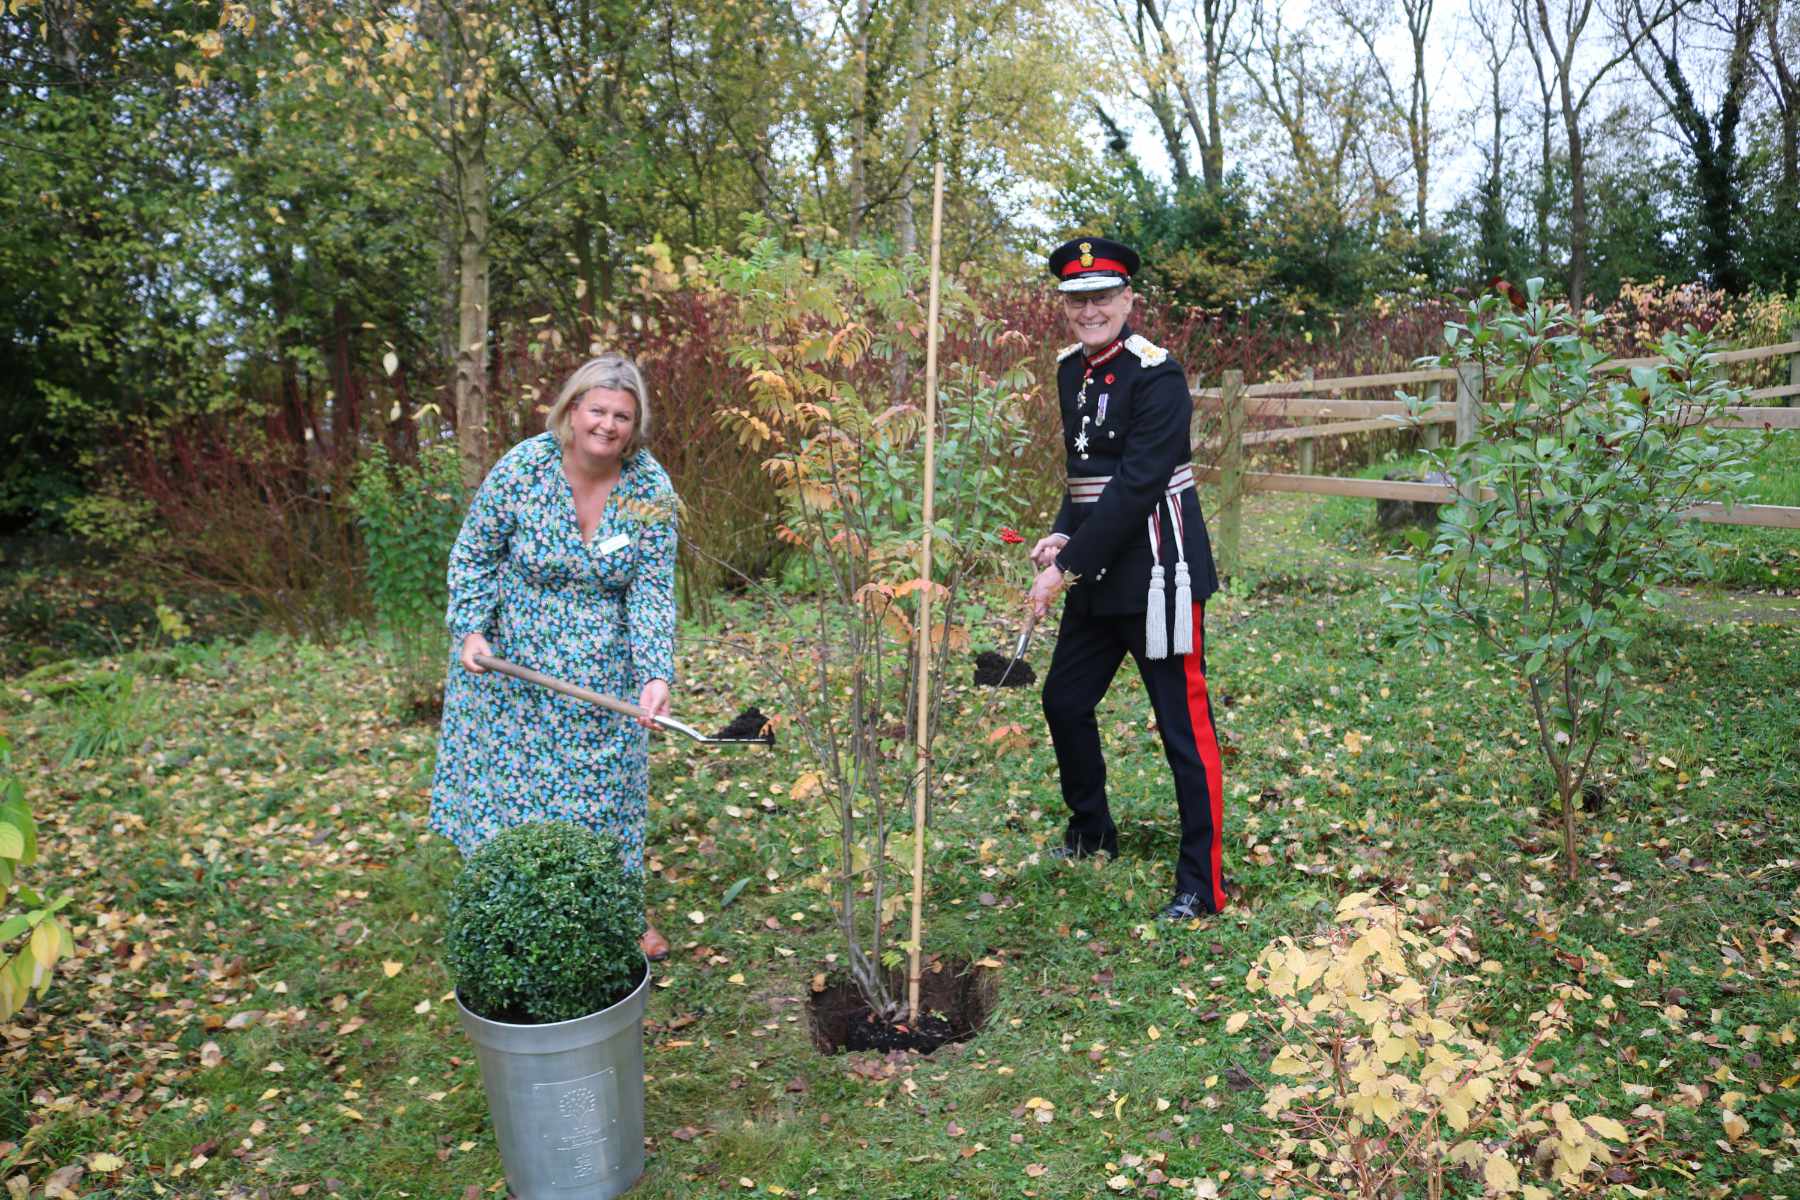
1156,892,1212,922
1047,842,1115,863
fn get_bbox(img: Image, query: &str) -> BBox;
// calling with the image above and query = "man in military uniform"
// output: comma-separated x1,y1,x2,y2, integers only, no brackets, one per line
1025,236,1228,922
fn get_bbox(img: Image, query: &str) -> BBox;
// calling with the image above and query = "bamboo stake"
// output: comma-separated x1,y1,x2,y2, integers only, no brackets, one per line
907,163,945,1025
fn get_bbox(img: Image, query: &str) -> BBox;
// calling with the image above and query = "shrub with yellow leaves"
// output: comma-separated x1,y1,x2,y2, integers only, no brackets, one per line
1,733,75,1023
1234,891,1626,1199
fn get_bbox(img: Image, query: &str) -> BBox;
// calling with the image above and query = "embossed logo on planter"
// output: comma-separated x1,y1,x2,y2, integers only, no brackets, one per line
536,1068,620,1187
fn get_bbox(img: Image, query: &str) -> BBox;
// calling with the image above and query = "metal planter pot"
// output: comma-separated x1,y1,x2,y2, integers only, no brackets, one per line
455,962,650,1199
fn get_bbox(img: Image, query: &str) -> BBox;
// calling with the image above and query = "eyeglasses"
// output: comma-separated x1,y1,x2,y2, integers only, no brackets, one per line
1061,289,1126,310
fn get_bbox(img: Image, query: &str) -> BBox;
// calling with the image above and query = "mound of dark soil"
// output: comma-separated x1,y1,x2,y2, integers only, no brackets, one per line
973,650,1035,687
714,707,775,744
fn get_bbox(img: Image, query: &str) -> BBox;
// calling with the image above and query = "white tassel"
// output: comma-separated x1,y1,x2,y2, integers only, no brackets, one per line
1172,562,1194,655
1145,565,1168,660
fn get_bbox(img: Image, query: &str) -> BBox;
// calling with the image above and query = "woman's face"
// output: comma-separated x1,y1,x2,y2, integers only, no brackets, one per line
568,386,638,464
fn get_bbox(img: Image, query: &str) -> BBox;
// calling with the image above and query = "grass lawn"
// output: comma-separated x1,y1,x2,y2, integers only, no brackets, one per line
3,494,1797,1199
1296,433,1800,594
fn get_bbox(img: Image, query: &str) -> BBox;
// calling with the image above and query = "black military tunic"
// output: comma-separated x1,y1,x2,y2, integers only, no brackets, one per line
1050,325,1219,616
1041,325,1229,913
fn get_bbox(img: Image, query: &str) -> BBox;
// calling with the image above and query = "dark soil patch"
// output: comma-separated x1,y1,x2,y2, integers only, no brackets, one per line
807,957,997,1055
406,693,443,725
713,706,776,744
972,650,1035,688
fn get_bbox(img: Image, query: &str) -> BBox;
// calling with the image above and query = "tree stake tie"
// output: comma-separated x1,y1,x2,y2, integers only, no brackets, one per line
473,654,774,746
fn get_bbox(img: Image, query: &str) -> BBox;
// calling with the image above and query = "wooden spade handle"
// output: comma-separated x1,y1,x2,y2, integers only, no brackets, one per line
472,654,648,720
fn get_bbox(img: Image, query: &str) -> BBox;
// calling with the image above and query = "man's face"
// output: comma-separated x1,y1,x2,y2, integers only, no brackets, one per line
1062,285,1132,352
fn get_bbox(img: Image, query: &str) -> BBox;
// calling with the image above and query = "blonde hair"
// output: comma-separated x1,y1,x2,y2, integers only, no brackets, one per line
546,353,651,460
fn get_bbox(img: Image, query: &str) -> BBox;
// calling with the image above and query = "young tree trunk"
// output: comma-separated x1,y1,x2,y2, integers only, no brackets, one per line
1771,0,1800,199
1202,0,1227,190
453,138,490,487
847,0,872,244
895,0,932,256
1563,101,1588,307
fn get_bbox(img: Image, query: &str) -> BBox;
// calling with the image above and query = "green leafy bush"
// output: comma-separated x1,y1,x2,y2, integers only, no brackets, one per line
347,444,468,710
1391,280,1765,879
445,822,644,1024
1,734,74,1022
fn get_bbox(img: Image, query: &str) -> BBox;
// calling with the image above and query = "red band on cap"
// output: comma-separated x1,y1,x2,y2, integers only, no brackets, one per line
1061,257,1130,278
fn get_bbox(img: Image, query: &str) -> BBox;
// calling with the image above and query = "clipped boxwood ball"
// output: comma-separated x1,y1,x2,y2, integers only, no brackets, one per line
446,821,644,1024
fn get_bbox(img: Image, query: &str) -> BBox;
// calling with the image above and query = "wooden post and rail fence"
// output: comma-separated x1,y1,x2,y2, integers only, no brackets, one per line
1196,328,1800,572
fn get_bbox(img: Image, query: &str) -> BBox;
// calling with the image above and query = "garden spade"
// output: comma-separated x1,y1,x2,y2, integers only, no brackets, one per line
992,609,1040,691
473,654,774,746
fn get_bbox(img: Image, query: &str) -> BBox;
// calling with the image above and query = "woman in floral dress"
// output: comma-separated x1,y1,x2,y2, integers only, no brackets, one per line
430,353,679,960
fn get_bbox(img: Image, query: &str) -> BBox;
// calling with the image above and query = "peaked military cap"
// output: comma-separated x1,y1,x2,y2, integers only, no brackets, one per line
1046,236,1140,293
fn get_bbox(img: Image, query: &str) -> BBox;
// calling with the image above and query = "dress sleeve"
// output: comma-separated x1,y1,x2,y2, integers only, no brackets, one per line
445,454,518,637
627,495,678,690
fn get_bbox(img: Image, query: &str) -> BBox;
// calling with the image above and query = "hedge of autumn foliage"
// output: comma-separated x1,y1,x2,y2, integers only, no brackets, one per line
99,270,1795,629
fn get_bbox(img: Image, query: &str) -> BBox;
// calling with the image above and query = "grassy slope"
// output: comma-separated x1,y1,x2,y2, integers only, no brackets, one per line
2,494,1797,1199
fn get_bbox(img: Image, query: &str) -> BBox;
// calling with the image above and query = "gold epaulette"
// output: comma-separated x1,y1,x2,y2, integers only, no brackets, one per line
1124,334,1168,367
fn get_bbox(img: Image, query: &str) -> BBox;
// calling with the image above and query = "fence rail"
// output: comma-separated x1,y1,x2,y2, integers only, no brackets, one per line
1192,326,1800,569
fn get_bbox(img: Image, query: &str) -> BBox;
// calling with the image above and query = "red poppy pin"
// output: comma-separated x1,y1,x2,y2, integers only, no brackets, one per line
998,527,1025,545
1104,373,1115,384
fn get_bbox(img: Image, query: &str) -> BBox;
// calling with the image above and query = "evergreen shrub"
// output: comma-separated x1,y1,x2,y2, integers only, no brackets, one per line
445,822,644,1025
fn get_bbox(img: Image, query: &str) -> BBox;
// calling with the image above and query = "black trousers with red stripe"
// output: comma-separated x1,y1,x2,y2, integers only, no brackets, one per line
1040,601,1228,913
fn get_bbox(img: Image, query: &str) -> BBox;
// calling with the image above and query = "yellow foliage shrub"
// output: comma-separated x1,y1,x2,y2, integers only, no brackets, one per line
1234,891,1625,1199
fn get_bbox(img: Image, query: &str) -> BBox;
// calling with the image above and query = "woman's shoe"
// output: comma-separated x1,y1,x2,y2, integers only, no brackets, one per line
640,923,669,962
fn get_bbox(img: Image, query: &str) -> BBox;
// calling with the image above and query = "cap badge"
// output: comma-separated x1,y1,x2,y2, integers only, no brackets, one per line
1079,241,1094,267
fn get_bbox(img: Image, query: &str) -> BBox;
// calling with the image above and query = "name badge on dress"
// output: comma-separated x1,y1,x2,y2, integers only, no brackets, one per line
596,532,630,555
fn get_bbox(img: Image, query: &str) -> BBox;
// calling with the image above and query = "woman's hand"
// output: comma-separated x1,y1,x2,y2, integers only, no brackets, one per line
459,631,492,673
637,678,672,730
1029,533,1068,570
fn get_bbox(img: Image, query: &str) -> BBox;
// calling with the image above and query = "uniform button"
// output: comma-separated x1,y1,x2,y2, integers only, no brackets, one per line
1097,568,1106,579
1108,430,1115,438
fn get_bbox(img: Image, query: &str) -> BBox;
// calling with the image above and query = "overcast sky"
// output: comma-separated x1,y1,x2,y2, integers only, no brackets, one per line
1080,0,1741,222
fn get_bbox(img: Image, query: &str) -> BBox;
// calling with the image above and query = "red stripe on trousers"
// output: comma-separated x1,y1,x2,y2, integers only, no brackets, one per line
1180,604,1227,912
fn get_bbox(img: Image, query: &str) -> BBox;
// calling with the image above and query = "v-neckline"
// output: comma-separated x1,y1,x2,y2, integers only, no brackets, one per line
560,453,623,548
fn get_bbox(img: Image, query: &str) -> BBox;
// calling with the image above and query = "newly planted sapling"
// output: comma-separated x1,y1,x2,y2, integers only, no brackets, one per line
1391,281,1765,879
711,233,1030,1018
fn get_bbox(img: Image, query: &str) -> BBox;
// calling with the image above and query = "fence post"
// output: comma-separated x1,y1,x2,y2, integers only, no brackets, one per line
1219,369,1245,577
1788,322,1798,407
1420,380,1442,452
1296,367,1316,475
1454,364,1482,502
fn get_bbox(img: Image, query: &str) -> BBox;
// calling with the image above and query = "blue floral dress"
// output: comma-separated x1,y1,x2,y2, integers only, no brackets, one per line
429,433,678,873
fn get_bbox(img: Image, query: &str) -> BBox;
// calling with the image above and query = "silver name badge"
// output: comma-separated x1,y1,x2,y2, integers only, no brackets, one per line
596,533,630,555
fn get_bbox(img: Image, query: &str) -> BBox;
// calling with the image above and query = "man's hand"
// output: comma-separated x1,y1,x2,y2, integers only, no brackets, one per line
1029,533,1068,569
1027,563,1066,617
